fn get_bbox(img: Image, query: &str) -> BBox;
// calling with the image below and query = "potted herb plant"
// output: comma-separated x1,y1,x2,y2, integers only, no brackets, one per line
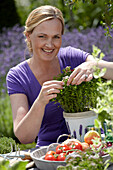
52,46,106,141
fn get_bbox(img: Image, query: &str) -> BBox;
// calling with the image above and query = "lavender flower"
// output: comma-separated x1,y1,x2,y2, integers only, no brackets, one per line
62,26,113,62
85,127,88,134
73,130,77,139
79,124,83,137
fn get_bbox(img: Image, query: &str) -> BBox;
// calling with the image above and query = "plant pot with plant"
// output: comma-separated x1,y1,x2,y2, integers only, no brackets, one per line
52,46,106,141
52,66,101,141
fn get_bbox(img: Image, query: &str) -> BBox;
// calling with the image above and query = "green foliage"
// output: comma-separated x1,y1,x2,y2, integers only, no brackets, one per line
19,142,36,151
0,136,36,154
14,0,113,33
93,80,113,128
0,0,20,32
89,45,113,134
65,0,113,34
92,46,113,144
101,0,113,37
0,159,28,170
52,45,108,113
10,161,28,170
14,0,107,31
92,45,106,78
0,137,16,154
0,94,14,139
14,0,30,26
14,0,66,25
69,0,105,30
52,66,101,113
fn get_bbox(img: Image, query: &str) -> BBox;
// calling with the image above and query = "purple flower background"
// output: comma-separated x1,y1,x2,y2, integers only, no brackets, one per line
62,27,113,62
0,25,113,94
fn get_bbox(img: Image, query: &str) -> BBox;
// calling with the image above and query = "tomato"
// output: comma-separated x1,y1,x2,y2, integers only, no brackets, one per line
69,141,83,151
56,144,69,154
57,152,66,161
45,151,56,157
45,150,57,161
81,142,89,151
45,154,58,161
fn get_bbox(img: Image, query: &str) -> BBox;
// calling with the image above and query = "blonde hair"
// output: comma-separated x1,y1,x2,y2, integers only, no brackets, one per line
24,5,64,54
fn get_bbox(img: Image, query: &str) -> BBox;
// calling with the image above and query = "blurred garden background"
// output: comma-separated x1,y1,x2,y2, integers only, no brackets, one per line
0,0,113,147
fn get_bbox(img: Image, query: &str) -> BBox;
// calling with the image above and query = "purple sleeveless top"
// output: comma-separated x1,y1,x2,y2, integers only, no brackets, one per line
6,46,89,147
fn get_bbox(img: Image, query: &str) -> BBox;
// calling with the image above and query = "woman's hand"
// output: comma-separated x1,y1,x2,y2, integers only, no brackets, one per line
38,80,64,105
67,61,94,86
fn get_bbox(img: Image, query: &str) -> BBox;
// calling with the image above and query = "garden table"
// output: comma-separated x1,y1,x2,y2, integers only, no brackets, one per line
28,162,113,170
26,147,113,170
1,147,113,170
27,163,113,170
27,148,113,170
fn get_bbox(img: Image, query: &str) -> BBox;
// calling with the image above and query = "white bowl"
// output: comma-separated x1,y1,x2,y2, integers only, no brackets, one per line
30,146,66,170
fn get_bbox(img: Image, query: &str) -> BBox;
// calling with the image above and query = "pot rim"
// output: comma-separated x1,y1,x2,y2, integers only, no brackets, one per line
63,110,96,118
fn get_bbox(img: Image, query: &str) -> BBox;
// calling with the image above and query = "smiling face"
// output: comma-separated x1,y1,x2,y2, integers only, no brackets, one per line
27,18,62,62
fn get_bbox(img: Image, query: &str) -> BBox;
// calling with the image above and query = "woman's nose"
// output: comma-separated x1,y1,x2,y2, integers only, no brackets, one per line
45,38,53,48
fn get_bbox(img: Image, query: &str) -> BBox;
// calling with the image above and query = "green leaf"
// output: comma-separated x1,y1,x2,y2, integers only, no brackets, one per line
98,68,107,77
100,52,105,60
0,159,28,170
0,160,9,170
94,119,101,128
10,161,28,170
92,45,101,58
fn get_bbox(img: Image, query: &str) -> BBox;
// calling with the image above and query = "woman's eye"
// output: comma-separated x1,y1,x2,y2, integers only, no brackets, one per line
54,35,60,39
38,36,45,38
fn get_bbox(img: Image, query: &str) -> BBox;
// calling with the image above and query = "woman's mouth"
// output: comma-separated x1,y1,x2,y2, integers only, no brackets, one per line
42,49,54,53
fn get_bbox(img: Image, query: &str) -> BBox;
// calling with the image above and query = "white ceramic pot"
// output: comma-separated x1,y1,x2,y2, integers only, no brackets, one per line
63,110,97,142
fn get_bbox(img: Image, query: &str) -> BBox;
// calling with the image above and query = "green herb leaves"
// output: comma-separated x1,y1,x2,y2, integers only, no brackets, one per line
52,66,101,113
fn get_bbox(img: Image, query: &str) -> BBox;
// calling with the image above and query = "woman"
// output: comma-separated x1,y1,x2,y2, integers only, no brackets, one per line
6,5,113,147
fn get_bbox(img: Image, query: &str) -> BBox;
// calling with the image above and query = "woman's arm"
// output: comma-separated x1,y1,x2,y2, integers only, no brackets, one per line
67,55,113,85
10,80,64,144
10,93,46,144
86,55,113,80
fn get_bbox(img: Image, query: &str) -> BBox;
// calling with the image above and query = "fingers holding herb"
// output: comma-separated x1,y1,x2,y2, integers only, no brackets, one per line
47,88,60,96
67,62,94,85
38,80,64,105
85,73,93,82
71,73,88,85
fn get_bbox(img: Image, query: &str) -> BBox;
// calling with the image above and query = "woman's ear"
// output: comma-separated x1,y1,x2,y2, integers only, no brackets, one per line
25,32,31,42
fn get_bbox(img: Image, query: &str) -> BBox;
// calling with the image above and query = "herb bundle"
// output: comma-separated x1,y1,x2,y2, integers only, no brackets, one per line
0,137,16,154
52,66,101,113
